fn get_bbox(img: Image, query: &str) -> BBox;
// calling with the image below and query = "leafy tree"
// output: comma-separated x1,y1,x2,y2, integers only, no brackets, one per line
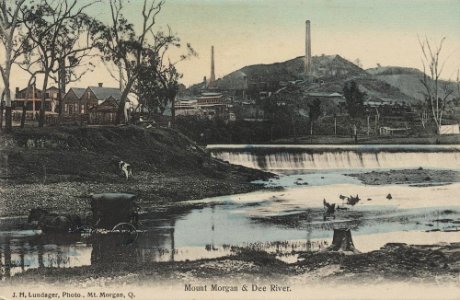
49,13,104,121
343,80,365,142
20,0,97,127
308,98,321,135
101,0,195,125
343,80,365,118
136,28,196,123
100,0,164,124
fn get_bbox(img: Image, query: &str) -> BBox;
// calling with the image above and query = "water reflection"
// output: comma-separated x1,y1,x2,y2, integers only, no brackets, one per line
1,200,458,278
1,173,460,278
0,232,91,278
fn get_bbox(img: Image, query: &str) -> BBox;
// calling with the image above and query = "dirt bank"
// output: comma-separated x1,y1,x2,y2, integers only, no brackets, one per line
4,242,460,285
346,169,460,186
0,126,273,217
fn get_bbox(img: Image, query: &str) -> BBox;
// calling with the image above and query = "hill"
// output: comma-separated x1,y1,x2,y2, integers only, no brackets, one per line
366,66,459,101
189,55,428,105
217,55,368,90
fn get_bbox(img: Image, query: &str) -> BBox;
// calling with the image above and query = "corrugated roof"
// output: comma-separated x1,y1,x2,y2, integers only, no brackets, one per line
88,86,122,101
69,88,87,98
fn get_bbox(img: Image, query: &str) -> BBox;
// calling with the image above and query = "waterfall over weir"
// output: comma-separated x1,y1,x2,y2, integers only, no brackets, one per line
207,144,460,170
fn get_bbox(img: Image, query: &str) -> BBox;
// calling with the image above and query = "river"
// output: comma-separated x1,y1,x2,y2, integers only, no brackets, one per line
1,144,459,277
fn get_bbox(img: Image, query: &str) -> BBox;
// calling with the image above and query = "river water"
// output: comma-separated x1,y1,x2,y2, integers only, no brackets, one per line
1,144,459,277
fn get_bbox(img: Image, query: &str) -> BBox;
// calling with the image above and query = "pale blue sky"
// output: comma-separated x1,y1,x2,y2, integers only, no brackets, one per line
9,0,460,89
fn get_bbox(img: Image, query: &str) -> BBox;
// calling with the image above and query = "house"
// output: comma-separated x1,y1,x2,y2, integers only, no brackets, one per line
176,100,202,117
89,98,119,124
197,92,223,105
306,92,345,105
379,126,411,136
62,88,86,115
305,92,346,115
63,84,121,114
438,124,460,135
12,86,60,120
62,83,122,125
175,92,230,120
239,101,265,120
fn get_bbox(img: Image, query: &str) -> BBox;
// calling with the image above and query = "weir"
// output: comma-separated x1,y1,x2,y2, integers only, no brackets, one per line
207,144,460,170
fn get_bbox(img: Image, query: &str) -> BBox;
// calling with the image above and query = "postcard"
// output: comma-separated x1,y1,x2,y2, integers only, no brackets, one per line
0,0,459,299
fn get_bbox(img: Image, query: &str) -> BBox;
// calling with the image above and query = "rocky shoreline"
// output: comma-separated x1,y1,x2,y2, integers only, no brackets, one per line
346,168,460,186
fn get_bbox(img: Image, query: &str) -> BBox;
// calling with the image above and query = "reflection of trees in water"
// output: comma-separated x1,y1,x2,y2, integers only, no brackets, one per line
90,209,186,266
0,234,83,278
0,205,193,276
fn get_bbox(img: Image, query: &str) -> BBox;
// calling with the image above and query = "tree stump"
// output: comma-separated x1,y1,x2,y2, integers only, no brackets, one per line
325,228,360,253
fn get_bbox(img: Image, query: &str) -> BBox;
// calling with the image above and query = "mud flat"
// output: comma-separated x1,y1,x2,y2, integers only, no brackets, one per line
346,169,460,186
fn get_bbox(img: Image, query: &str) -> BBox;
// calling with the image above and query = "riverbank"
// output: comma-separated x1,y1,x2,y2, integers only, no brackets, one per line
4,241,460,285
346,168,460,186
0,126,273,218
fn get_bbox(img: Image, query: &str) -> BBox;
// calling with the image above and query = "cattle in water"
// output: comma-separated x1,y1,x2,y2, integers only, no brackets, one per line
28,208,82,233
323,199,336,221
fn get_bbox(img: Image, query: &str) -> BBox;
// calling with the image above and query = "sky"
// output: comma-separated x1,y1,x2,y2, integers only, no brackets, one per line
5,0,460,90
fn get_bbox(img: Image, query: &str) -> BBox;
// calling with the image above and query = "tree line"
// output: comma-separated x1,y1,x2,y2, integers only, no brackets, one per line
0,0,195,132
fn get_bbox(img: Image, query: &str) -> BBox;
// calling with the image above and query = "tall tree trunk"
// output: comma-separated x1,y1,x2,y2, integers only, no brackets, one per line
0,91,4,130
21,97,27,128
170,96,175,128
20,101,27,128
39,74,49,128
116,78,135,125
4,82,12,132
57,58,66,126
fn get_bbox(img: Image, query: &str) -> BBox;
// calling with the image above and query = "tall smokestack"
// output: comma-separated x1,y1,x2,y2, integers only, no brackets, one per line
305,20,312,79
210,46,216,84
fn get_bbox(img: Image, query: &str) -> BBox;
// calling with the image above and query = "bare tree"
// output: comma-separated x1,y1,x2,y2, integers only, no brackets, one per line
0,89,4,129
21,0,97,127
0,0,27,132
419,36,453,130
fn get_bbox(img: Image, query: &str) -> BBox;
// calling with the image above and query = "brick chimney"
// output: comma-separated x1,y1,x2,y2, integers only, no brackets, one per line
210,46,216,84
305,20,312,79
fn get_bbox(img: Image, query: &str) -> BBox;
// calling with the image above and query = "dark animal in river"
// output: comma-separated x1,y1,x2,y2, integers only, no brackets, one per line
28,208,82,233
347,194,360,206
339,194,347,205
386,193,393,200
323,199,336,221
